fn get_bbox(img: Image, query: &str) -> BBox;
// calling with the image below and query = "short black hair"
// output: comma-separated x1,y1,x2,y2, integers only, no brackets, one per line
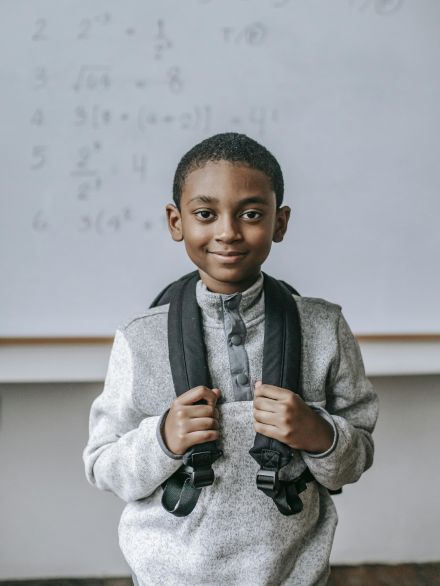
172,132,284,210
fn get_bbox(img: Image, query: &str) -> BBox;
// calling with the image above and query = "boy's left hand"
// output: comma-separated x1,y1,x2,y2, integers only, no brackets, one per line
252,381,334,454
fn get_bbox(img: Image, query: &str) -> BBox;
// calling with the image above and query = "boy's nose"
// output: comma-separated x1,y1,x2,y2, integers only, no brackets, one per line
215,216,242,242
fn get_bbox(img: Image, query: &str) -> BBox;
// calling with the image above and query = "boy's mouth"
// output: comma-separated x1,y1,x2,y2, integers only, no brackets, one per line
209,251,248,263
209,250,247,256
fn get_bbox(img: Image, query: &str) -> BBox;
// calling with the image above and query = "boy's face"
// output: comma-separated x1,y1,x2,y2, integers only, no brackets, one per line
166,160,290,294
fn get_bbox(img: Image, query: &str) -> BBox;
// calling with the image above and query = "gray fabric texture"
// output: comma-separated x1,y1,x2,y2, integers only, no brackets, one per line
83,272,378,586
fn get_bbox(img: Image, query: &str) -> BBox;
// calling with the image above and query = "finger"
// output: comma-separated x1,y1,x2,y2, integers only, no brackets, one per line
253,420,280,440
186,429,220,446
179,386,220,406
253,407,278,426
253,396,279,413
186,417,219,433
202,387,221,406
184,404,219,419
211,387,222,401
254,382,295,400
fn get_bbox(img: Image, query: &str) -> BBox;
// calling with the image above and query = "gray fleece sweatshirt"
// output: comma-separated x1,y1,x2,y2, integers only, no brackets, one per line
83,272,378,586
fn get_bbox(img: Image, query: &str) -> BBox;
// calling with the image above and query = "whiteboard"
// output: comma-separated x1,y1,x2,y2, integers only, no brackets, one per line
1,0,439,337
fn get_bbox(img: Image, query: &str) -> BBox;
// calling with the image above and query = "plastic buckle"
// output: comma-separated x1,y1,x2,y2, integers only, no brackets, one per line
256,469,279,493
190,467,214,488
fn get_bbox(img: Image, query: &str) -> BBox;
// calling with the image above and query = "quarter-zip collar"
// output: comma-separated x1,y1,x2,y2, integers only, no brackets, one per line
195,272,264,327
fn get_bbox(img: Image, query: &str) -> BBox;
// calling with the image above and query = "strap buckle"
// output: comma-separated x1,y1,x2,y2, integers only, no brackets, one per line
256,469,279,493
190,467,215,488
186,450,217,489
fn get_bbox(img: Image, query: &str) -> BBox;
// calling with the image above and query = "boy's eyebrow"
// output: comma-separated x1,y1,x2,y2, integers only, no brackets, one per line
187,195,270,206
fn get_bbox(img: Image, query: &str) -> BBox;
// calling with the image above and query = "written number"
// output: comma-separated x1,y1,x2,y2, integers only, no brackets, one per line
32,18,48,41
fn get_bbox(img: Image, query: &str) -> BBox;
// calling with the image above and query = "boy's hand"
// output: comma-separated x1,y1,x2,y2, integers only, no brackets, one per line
163,386,221,455
252,381,333,453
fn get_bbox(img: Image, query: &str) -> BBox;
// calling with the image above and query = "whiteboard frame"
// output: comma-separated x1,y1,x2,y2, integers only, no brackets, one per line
1,336,440,382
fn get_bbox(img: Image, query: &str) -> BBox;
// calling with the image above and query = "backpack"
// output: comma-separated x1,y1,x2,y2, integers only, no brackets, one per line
150,270,316,517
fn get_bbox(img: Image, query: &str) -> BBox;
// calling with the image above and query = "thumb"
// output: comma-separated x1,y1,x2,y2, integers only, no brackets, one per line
253,380,262,396
212,387,221,400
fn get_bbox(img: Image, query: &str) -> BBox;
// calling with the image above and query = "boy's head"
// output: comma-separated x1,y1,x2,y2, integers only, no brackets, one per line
166,132,291,294
172,132,284,211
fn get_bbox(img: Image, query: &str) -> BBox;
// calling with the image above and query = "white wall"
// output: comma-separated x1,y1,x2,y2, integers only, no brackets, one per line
0,375,439,579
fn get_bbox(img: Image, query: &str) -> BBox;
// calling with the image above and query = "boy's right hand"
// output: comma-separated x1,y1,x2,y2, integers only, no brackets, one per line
163,386,221,456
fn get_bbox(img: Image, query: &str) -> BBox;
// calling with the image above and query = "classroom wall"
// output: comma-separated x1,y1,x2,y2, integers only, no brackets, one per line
2,0,440,339
0,374,439,579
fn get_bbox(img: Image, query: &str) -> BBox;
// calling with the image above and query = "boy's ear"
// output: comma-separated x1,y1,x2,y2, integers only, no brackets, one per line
165,203,184,242
273,205,291,243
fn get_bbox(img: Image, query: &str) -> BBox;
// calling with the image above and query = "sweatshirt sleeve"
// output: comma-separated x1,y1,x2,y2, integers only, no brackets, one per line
301,310,379,491
82,328,182,503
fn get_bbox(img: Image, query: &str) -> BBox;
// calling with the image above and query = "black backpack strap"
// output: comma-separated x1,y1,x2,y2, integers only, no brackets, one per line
149,270,199,307
150,271,223,517
249,273,314,515
278,279,300,297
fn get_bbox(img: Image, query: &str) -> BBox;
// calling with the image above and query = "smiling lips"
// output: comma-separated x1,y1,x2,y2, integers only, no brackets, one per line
209,250,247,262
210,251,246,256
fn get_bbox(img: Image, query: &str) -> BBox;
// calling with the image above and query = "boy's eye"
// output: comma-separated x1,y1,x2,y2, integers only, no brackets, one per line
241,210,262,220
194,210,214,220
194,210,262,220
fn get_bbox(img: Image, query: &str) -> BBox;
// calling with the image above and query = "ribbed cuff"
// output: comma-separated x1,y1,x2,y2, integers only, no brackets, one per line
155,409,183,460
301,406,339,459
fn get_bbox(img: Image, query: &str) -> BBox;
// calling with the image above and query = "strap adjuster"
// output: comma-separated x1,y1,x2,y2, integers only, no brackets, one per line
185,450,218,489
190,467,215,488
256,469,279,493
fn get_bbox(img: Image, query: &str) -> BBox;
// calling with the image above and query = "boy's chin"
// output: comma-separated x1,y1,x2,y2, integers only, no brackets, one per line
197,266,261,291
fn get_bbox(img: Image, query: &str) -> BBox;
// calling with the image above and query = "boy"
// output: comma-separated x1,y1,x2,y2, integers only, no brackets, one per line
83,132,378,586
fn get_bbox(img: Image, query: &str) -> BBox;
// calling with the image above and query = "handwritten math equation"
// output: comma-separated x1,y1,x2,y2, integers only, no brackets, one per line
26,0,405,237
31,14,270,50
28,9,280,237
32,206,168,236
